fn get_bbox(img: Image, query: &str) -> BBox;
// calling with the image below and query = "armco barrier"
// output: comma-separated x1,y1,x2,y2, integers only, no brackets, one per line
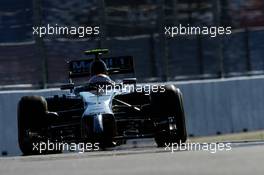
177,76,264,136
0,76,264,156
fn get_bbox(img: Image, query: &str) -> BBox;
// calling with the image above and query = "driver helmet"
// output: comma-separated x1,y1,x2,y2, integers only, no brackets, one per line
90,59,107,76
89,59,114,85
88,74,113,84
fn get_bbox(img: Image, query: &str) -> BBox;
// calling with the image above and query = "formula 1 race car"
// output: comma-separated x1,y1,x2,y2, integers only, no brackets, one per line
17,49,187,155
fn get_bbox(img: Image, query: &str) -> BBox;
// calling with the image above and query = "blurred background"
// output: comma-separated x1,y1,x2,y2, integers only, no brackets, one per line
0,0,264,88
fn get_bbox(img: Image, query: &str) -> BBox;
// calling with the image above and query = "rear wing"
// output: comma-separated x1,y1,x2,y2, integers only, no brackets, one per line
68,56,134,78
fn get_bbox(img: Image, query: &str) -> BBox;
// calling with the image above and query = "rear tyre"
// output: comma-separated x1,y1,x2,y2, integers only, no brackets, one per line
18,96,48,155
150,85,187,147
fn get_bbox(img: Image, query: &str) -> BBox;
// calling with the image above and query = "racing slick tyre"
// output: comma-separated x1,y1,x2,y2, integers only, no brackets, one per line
18,96,48,155
150,85,187,147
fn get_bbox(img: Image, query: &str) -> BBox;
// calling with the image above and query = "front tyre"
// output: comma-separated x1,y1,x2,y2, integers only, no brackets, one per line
18,96,48,155
150,85,187,147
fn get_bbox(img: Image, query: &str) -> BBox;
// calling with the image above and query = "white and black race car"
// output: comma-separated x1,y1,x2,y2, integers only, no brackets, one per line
17,49,187,155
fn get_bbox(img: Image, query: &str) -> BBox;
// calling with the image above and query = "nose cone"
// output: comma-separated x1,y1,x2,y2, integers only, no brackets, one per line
82,114,104,135
93,114,104,133
81,113,116,147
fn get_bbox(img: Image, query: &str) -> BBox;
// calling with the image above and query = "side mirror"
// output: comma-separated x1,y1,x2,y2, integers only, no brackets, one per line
60,83,74,90
123,78,137,85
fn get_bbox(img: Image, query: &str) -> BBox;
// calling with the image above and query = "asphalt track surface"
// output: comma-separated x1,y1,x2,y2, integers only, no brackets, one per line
0,139,264,175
